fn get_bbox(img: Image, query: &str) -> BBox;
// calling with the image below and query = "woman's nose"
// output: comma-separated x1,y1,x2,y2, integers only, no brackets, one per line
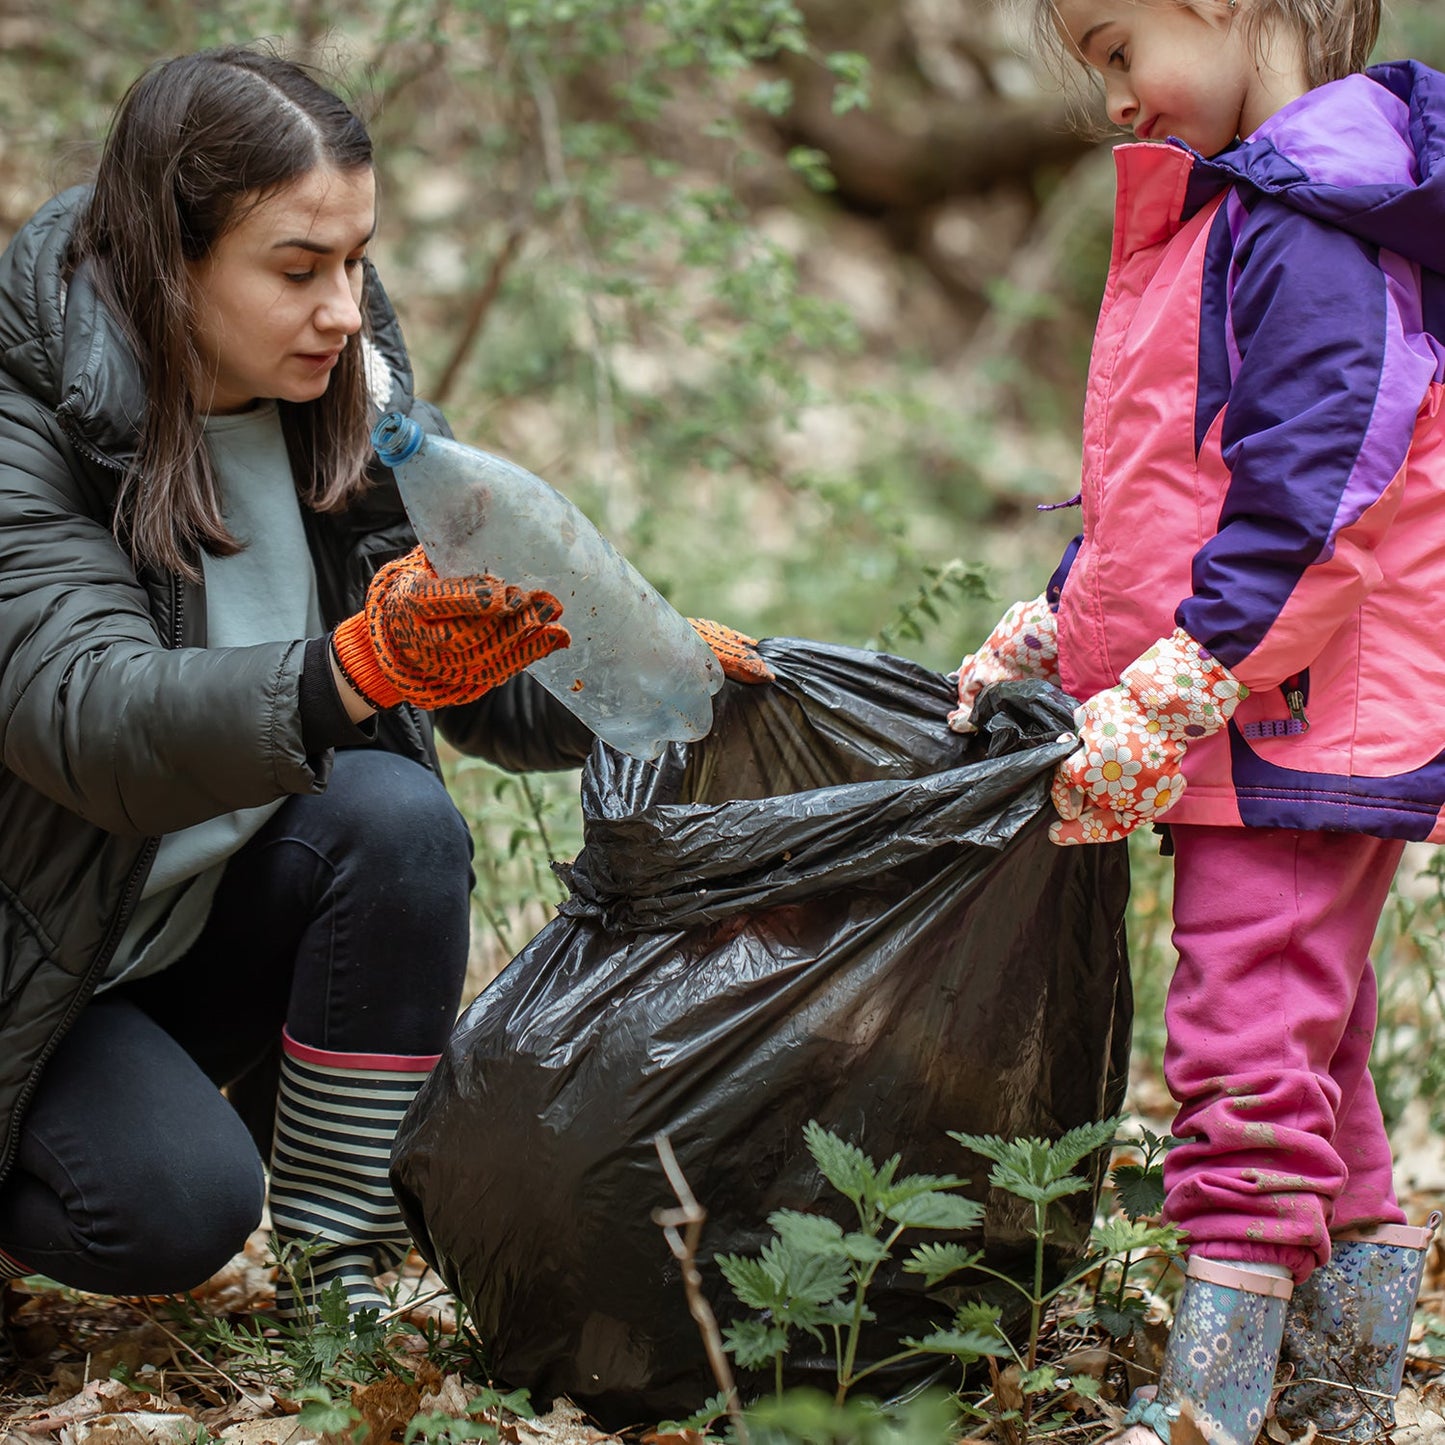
318,271,363,336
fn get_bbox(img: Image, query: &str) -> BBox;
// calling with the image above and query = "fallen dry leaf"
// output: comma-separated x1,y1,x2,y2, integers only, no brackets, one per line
511,1401,618,1445
350,1376,420,1445
416,1374,472,1420
20,1381,163,1434
640,1430,709,1445
1396,1382,1445,1441
1264,1416,1315,1443
983,1359,1025,1445
4,1428,56,1445
189,1232,276,1317
60,1414,197,1445
217,1420,315,1445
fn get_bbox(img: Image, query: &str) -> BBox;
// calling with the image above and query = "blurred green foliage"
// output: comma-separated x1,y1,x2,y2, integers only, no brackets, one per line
2,0,1443,1100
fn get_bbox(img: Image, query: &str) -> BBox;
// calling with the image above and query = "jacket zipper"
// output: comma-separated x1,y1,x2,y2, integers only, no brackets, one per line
56,409,127,476
1240,670,1310,741
1283,675,1311,732
0,431,176,1185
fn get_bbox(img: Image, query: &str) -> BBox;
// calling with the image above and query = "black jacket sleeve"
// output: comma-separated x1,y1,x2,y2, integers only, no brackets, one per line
437,673,595,773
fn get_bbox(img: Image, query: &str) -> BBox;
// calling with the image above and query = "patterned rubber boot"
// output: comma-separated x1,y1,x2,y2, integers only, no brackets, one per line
1117,1257,1291,1444
1274,1214,1440,1441
0,1249,30,1282
268,1031,436,1321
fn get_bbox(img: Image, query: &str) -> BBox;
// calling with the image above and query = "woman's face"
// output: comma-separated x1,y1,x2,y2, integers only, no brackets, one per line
187,164,376,415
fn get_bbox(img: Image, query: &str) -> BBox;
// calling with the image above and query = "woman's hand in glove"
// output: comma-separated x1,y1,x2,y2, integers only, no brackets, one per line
331,546,570,712
1049,628,1247,845
688,618,774,683
948,593,1059,733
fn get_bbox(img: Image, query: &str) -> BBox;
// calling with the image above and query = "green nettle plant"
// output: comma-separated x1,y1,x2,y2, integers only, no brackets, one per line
715,1120,995,1404
704,1119,1182,1439
1087,1127,1181,1342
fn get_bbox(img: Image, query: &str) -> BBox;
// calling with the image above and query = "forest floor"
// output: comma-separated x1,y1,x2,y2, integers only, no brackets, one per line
3,1077,1445,1444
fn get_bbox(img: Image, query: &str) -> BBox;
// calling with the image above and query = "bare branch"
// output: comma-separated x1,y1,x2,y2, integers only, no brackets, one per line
652,1134,749,1445
430,224,526,406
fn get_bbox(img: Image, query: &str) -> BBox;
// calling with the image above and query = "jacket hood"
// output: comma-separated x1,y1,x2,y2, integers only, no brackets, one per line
1183,60,1445,275
0,187,149,459
0,185,417,465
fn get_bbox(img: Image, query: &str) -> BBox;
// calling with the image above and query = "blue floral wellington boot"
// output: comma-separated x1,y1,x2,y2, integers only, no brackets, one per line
1274,1213,1440,1441
1117,1257,1291,1444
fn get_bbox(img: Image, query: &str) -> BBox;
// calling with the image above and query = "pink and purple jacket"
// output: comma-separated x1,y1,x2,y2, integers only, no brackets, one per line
1051,60,1445,842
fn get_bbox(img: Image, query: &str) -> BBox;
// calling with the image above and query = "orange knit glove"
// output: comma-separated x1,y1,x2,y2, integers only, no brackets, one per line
332,546,570,711
688,618,774,683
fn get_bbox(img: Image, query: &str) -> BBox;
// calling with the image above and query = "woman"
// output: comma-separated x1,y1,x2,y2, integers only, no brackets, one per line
0,45,762,1319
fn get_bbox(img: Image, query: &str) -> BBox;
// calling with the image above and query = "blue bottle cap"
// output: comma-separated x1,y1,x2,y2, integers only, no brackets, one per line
371,411,424,467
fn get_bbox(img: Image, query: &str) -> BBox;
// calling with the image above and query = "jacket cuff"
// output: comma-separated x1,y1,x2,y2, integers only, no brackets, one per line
300,636,376,751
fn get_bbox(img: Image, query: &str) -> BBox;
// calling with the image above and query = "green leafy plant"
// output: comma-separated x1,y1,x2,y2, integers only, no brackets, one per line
716,1120,994,1404
745,1386,961,1445
157,1242,490,1425
947,1119,1121,1376
869,560,992,655
1086,1128,1181,1340
293,1384,367,1443
713,1118,1185,1438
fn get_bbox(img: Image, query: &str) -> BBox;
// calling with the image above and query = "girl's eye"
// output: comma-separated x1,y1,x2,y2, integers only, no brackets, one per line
1108,45,1127,67
345,255,367,272
284,270,314,283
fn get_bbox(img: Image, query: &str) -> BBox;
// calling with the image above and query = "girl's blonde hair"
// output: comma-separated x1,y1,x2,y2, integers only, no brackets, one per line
1026,0,1380,95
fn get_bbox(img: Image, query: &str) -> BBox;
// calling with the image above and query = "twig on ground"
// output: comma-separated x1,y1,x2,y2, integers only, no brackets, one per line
652,1134,749,1445
377,1287,451,1327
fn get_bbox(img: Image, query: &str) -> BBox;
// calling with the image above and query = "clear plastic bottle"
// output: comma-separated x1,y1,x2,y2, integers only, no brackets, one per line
371,412,722,760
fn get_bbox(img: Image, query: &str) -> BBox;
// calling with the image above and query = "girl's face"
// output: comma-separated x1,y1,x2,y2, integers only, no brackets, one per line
187,164,375,415
1053,0,1288,156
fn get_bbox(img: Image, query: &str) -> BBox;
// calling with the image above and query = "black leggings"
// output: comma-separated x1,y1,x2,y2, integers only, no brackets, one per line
0,749,473,1294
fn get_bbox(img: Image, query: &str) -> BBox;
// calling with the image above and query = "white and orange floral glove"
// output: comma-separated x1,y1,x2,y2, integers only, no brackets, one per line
947,594,1060,734
1049,628,1247,846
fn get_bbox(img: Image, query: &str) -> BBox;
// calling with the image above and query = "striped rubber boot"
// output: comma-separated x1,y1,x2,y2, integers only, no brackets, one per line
1118,1257,1291,1444
268,1031,436,1320
1275,1214,1440,1441
0,1249,29,1282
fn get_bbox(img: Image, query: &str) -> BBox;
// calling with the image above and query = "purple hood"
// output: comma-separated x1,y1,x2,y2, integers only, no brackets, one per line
1182,60,1445,276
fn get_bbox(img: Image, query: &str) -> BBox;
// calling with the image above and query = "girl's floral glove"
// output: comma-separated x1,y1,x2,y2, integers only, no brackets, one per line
1049,628,1247,846
947,593,1059,733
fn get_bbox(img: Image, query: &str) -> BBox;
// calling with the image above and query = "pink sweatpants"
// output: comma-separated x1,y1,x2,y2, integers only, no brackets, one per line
1162,823,1407,1283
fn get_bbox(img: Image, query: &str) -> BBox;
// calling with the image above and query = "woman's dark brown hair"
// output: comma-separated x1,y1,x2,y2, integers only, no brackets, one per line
72,44,376,581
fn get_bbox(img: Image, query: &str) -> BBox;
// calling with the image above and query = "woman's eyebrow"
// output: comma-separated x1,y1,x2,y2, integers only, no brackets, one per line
270,226,377,255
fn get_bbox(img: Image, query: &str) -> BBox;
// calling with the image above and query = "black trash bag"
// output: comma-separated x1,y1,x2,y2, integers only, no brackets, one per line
391,638,1131,1428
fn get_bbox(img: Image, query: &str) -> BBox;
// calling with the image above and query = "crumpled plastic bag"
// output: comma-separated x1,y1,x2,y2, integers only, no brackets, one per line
392,638,1132,1426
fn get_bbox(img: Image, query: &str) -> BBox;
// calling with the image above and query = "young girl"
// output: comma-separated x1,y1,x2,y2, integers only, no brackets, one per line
0,46,764,1323
952,2,1444,1439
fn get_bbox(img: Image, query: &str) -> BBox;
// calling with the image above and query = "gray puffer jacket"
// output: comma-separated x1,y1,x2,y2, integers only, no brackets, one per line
0,188,592,1184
